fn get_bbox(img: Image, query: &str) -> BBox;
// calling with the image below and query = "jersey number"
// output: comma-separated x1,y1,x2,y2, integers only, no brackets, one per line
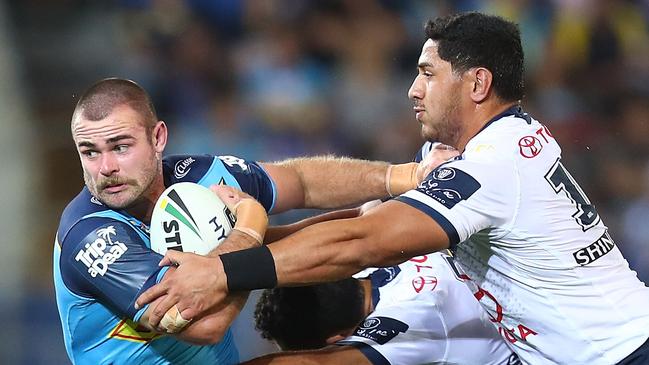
443,253,470,282
544,159,599,231
219,155,248,171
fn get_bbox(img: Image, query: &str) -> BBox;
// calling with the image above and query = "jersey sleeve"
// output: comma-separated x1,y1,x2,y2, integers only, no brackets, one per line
339,300,447,365
58,217,166,320
164,154,277,212
395,158,516,248
215,155,276,212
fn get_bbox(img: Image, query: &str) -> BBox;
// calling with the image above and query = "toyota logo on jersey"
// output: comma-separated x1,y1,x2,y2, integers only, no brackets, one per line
518,136,542,158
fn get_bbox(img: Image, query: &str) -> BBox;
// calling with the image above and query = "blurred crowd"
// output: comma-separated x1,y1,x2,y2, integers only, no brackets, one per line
3,0,649,363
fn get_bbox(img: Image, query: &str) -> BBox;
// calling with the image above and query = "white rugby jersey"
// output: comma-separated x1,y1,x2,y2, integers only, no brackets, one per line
341,252,518,365
398,107,649,364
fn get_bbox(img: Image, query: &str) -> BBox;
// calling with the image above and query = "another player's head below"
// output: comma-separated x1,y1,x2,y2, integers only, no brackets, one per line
408,12,524,150
71,78,167,219
254,278,370,350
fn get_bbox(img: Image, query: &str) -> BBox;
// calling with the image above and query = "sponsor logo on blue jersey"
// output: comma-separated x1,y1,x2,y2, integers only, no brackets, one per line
174,157,196,179
74,226,128,277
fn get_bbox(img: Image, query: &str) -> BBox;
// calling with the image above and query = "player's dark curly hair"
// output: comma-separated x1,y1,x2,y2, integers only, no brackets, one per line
425,12,524,101
254,278,365,350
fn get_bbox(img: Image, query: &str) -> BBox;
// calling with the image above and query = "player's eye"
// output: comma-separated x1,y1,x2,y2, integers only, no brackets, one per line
114,145,129,153
81,150,98,159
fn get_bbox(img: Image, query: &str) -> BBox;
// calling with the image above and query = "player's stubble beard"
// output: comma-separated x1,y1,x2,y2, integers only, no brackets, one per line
85,150,161,211
420,84,462,149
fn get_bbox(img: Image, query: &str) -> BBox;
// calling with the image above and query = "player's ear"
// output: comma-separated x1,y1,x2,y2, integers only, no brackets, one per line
152,121,167,153
469,67,492,103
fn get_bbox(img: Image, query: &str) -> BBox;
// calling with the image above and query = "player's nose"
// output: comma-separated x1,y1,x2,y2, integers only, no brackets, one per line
99,153,119,176
408,76,424,100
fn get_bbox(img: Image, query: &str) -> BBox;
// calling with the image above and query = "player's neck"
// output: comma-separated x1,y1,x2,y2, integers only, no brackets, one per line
456,101,519,151
360,279,374,316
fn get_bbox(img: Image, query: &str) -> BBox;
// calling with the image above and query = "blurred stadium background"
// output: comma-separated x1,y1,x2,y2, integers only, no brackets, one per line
0,0,648,363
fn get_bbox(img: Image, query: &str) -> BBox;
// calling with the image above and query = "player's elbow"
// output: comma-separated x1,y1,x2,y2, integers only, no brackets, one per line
201,330,227,345
178,323,228,345
181,332,225,346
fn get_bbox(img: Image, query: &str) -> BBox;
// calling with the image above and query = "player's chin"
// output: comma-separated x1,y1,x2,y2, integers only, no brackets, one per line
421,126,437,142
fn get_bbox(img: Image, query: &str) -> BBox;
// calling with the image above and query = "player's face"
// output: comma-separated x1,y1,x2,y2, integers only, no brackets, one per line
72,104,165,210
408,39,463,146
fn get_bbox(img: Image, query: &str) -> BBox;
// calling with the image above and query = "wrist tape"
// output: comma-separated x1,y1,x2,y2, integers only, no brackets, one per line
231,199,268,244
385,162,419,197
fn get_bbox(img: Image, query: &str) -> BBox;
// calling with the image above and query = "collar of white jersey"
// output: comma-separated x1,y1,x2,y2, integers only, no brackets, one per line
476,104,531,135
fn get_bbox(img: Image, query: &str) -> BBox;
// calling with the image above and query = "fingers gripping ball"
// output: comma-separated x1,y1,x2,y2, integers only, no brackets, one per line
159,305,191,333
150,182,235,255
211,185,268,245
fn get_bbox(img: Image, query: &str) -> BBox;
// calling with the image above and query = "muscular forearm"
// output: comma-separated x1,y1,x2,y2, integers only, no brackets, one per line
176,227,259,343
265,200,449,287
268,219,409,286
277,156,389,208
269,156,420,209
264,208,361,244
161,224,259,343
210,230,261,256
175,292,248,345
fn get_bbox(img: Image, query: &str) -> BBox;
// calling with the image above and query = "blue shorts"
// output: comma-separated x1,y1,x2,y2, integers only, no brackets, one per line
618,337,649,365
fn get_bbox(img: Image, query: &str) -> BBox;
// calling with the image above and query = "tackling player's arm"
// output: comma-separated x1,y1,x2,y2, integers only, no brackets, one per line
264,208,361,244
260,148,457,213
136,148,459,321
241,345,370,365
135,199,451,321
268,199,450,285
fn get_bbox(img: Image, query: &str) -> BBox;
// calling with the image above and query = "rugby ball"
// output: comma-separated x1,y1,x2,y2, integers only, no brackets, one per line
149,182,236,255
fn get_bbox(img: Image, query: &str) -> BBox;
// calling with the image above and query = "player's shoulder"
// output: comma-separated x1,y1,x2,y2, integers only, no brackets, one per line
57,188,146,249
163,154,262,184
464,107,557,165
58,188,112,244
163,154,218,185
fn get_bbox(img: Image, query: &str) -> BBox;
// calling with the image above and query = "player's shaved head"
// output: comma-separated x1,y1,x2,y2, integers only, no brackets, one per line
71,78,158,134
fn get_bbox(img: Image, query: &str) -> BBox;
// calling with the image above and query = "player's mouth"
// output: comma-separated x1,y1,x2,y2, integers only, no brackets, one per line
413,107,425,120
103,183,128,194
